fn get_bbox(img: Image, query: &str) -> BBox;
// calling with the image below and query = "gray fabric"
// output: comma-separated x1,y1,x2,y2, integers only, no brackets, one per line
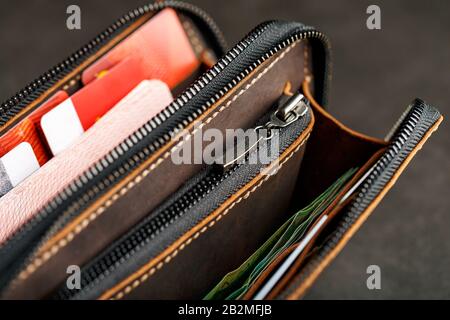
0,0,448,299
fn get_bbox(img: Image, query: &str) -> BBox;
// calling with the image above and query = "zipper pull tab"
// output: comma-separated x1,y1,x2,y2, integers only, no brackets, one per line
215,92,310,171
253,92,309,143
268,92,309,129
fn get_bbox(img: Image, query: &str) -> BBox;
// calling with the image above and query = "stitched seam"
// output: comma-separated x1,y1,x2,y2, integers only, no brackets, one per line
19,40,300,282
303,40,310,77
4,17,144,132
7,74,81,136
111,136,309,300
62,74,81,91
182,19,204,55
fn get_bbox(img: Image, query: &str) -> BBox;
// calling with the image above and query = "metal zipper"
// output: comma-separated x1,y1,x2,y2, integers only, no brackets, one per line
218,93,309,171
0,19,330,291
276,99,441,299
53,95,311,300
0,0,227,127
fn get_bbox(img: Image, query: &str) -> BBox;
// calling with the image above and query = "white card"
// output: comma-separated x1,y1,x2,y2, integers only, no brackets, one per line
1,142,40,187
41,98,84,156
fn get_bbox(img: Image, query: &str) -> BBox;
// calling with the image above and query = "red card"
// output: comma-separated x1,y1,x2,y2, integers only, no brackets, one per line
81,8,199,89
40,57,146,155
73,57,145,130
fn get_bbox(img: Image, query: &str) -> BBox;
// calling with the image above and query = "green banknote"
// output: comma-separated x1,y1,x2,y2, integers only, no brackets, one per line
204,168,357,300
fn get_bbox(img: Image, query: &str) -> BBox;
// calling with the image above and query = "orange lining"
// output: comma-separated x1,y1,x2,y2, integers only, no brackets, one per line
302,79,387,146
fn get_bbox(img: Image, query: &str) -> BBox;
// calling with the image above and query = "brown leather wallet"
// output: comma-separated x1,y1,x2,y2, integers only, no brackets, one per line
0,2,443,300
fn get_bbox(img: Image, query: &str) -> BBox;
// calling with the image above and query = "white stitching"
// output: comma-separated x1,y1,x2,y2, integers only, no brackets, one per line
303,40,311,78
19,40,301,281
111,136,309,300
182,20,204,55
62,74,81,91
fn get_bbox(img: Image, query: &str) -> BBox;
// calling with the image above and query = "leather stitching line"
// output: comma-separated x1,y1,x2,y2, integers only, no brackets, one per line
182,19,204,55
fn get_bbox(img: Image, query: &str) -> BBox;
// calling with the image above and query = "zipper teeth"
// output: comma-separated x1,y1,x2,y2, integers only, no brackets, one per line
277,101,440,299
55,167,235,300
0,1,227,127
384,103,414,141
5,28,328,248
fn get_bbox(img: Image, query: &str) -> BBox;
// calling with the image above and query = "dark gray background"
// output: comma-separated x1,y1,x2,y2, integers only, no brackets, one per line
0,0,448,299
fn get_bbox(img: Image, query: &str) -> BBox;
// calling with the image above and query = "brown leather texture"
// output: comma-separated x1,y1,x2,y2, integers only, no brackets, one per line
292,81,387,210
5,40,310,299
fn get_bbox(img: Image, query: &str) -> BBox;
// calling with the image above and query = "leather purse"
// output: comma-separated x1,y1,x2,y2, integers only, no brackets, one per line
0,1,442,300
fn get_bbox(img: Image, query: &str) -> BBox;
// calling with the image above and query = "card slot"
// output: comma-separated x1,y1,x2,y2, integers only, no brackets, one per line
0,80,173,246
0,14,152,136
0,9,216,135
0,9,216,198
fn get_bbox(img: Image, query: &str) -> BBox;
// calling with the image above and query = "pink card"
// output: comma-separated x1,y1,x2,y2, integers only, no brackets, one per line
0,80,173,244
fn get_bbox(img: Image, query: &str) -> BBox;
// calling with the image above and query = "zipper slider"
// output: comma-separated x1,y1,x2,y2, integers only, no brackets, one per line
266,92,309,130
216,92,309,171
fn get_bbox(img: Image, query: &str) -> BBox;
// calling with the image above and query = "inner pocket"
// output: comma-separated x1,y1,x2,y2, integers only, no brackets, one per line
236,148,386,300
0,9,216,136
292,80,388,209
203,80,388,300
0,8,218,246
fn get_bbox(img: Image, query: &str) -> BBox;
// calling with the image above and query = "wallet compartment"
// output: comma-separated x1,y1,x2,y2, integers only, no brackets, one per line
237,93,442,300
1,26,323,298
277,98,443,300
